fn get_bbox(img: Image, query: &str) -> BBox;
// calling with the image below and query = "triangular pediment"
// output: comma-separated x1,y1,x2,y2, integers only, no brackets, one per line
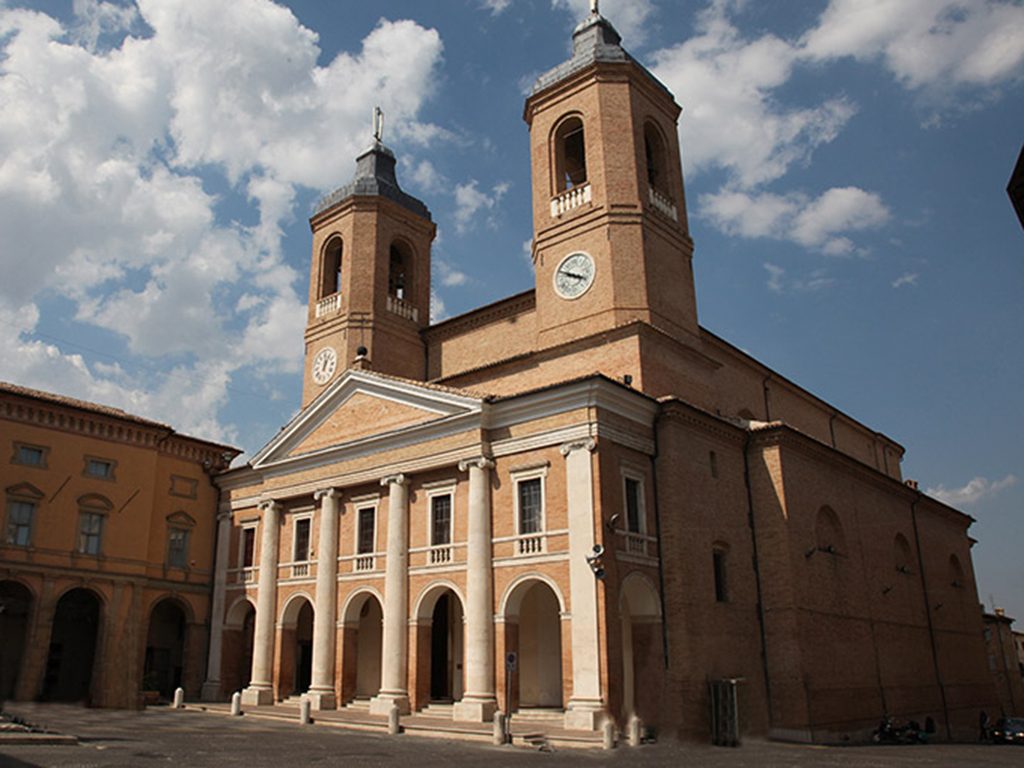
250,370,483,470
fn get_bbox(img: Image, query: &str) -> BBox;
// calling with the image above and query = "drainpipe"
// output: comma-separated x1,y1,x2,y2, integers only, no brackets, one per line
910,495,952,739
761,376,772,421
828,413,838,449
742,431,774,730
650,412,670,669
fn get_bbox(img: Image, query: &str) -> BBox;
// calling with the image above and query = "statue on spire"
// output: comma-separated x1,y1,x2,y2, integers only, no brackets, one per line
590,0,599,15
373,106,384,144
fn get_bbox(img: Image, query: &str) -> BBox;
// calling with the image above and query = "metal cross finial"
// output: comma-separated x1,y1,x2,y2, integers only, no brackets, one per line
373,106,384,143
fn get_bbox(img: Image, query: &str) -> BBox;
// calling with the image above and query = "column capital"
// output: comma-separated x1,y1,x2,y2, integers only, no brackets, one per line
257,498,281,512
458,456,495,472
313,487,342,502
216,509,233,522
560,438,596,457
380,473,408,488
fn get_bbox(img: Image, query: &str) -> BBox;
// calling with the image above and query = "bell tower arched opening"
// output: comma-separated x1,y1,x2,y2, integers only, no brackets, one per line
554,116,587,192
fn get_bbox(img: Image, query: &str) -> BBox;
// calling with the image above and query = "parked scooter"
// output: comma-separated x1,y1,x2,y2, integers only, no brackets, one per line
873,716,929,744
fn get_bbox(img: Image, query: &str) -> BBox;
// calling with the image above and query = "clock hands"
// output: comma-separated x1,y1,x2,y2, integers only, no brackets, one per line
560,270,587,281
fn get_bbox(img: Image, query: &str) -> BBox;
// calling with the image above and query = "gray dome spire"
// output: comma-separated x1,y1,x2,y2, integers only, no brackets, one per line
313,109,431,220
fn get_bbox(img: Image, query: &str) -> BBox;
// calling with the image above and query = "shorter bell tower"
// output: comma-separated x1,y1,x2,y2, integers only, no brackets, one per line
302,112,435,406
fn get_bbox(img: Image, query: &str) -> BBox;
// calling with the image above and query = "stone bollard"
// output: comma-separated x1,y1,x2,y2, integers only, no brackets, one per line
231,691,242,716
299,697,312,725
173,687,185,709
387,703,401,735
493,712,507,745
628,714,641,747
602,718,616,750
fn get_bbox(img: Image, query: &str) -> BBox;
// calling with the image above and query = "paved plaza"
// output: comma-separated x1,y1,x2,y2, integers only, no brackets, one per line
1,704,1022,768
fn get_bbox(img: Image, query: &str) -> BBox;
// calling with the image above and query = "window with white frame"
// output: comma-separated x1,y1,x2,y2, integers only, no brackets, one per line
357,507,376,554
241,525,256,567
623,474,645,534
430,493,453,546
512,465,548,555
293,516,311,562
78,511,104,555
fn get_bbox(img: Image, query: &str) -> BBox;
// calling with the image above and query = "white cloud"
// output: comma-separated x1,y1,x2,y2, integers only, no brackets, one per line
435,257,470,288
0,1,445,445
803,0,1024,91
480,0,511,15
700,186,890,254
892,272,919,289
453,179,510,233
762,262,835,295
650,3,856,188
551,0,654,44
927,474,1018,507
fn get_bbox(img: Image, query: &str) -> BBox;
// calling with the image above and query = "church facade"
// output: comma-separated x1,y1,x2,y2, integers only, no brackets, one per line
206,8,998,741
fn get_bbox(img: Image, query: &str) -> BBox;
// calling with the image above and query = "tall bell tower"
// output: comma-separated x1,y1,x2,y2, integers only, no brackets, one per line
524,4,697,350
301,112,435,406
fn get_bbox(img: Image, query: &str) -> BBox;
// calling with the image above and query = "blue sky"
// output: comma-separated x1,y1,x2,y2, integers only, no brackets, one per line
1,0,1021,618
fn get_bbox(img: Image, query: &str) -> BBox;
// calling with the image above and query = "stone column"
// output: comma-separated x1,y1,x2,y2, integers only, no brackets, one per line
370,473,411,715
454,457,497,722
561,439,605,730
242,500,281,706
308,487,341,710
202,507,233,701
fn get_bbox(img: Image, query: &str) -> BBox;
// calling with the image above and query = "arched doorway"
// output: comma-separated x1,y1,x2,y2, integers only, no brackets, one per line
0,581,33,700
412,584,464,708
503,578,564,711
280,596,314,696
619,572,662,722
43,588,101,702
341,591,383,704
144,599,187,700
223,598,255,694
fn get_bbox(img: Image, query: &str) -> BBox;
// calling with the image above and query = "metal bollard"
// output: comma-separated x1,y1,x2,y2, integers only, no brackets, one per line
388,703,401,735
628,714,641,747
493,712,506,745
173,687,185,709
602,718,616,750
300,697,312,725
231,691,242,716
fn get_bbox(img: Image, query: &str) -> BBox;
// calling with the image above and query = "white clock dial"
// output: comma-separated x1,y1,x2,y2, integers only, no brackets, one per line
553,252,596,299
312,347,337,385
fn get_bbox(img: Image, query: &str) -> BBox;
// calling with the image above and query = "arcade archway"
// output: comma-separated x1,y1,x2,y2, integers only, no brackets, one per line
144,598,188,699
0,580,33,700
43,588,101,702
502,578,564,711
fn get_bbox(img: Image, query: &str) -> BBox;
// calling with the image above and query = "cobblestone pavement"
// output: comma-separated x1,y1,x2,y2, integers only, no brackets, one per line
1,704,1022,768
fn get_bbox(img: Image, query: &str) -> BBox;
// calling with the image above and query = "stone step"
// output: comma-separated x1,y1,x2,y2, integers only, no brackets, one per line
509,708,565,724
417,701,454,719
342,697,372,711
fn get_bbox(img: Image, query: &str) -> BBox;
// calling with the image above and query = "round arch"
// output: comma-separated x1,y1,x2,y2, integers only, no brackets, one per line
619,571,662,621
500,572,567,620
412,580,466,622
0,580,35,700
144,593,196,626
225,595,257,629
280,591,315,628
44,586,103,702
342,587,385,625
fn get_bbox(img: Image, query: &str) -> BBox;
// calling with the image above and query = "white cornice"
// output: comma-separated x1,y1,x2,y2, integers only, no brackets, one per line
487,377,657,430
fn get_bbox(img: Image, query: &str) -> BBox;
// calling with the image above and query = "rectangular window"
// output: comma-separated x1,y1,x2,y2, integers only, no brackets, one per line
625,477,643,533
241,527,256,567
85,458,114,479
167,528,189,568
713,549,729,603
5,500,34,547
78,512,104,555
294,518,311,562
14,444,45,467
430,495,452,546
518,477,542,535
357,507,375,554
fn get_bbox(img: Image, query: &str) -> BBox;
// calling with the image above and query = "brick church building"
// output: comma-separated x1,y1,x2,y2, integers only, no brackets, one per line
203,6,998,741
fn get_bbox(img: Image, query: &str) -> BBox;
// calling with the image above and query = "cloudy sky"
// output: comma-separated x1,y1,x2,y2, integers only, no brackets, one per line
1,0,1022,616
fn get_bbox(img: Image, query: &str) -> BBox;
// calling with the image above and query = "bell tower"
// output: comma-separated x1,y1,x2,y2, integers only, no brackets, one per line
524,5,697,349
302,111,435,406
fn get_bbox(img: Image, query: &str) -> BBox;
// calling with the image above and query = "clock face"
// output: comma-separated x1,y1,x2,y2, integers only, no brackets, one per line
312,347,338,385
553,252,596,299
